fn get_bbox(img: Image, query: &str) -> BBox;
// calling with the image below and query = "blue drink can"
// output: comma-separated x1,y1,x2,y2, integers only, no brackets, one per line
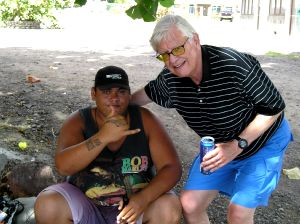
199,136,215,175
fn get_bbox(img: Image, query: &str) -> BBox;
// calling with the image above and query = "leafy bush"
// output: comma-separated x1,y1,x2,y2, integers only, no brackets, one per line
0,0,70,28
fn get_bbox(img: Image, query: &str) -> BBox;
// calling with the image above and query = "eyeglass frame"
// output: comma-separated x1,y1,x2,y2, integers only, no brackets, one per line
156,38,189,62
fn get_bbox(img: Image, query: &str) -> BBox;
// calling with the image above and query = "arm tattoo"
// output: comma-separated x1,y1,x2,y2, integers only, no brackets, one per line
86,138,102,151
105,119,126,127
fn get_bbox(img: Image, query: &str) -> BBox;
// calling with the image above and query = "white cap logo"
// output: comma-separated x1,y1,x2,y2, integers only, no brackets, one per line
106,74,122,79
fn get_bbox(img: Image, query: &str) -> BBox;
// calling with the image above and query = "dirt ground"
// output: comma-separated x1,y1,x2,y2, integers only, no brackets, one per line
0,12,300,224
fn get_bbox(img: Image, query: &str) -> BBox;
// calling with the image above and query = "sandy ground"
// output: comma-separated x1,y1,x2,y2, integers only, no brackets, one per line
0,10,300,223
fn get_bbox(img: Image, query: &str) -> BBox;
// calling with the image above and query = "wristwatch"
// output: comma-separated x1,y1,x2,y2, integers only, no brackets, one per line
235,136,248,150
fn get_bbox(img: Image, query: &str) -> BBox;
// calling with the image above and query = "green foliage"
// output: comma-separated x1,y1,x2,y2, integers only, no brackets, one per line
159,0,174,8
126,0,158,22
74,0,87,6
74,0,174,22
126,0,174,22
106,0,126,3
0,0,68,27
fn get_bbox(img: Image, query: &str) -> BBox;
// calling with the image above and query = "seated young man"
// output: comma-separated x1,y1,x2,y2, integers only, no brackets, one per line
34,65,182,224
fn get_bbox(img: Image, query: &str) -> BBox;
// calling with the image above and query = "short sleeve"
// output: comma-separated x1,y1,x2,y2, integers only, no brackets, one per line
243,55,285,115
144,68,173,108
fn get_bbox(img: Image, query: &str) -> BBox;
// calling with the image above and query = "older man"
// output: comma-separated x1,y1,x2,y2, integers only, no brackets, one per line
131,15,293,224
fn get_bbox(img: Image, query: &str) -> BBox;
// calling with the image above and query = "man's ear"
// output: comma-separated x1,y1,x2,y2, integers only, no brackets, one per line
192,33,200,46
91,87,96,100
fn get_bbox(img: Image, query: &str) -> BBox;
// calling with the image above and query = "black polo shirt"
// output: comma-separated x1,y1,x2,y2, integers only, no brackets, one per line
145,45,285,160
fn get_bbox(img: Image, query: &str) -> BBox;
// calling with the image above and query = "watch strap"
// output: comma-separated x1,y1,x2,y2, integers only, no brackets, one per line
235,136,248,150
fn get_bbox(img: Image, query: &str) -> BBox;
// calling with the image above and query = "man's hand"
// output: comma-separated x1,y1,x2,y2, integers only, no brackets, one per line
98,106,140,144
201,141,242,172
117,194,146,224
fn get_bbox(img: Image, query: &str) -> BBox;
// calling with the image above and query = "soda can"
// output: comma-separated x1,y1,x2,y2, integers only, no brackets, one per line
0,210,7,222
199,136,215,175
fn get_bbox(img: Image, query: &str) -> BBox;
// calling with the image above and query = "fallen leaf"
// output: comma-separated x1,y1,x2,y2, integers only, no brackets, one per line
49,66,58,70
27,75,41,83
282,167,300,180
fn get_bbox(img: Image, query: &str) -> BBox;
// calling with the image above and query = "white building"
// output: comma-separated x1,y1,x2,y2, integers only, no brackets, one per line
172,0,300,37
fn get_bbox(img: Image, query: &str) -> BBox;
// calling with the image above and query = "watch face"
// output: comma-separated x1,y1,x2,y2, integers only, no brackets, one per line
238,139,248,149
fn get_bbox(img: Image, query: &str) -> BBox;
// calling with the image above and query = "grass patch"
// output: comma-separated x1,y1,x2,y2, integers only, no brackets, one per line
266,51,300,59
266,51,284,57
0,120,30,133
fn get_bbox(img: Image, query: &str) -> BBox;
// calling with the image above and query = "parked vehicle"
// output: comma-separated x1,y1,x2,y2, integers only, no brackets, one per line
220,7,233,22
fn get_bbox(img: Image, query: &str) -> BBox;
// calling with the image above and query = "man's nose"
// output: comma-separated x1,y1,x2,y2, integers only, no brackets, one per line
109,91,119,100
168,53,177,63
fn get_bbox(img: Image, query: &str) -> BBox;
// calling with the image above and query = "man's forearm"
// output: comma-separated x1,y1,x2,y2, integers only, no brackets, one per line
55,135,106,176
131,88,152,106
137,164,181,206
238,112,282,145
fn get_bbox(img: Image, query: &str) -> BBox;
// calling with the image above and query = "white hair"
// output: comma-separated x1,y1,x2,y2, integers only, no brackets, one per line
150,15,196,51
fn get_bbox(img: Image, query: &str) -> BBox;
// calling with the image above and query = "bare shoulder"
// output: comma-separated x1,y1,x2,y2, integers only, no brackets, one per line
139,107,160,123
62,110,83,126
138,107,166,136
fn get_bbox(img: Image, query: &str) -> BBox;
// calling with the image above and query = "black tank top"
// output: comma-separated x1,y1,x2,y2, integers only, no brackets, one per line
68,105,154,206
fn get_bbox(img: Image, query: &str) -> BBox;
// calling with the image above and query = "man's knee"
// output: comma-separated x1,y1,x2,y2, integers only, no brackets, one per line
180,191,199,215
34,190,71,223
161,194,182,223
145,193,182,223
180,190,217,215
227,203,255,224
35,191,55,219
180,190,208,216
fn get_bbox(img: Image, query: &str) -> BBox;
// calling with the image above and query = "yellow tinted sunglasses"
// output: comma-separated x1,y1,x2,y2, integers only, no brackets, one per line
156,38,189,62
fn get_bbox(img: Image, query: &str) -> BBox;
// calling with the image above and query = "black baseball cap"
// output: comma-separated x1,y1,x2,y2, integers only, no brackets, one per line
94,66,130,90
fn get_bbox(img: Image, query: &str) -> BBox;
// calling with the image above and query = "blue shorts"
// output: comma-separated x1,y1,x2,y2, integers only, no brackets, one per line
184,118,293,208
42,182,119,224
